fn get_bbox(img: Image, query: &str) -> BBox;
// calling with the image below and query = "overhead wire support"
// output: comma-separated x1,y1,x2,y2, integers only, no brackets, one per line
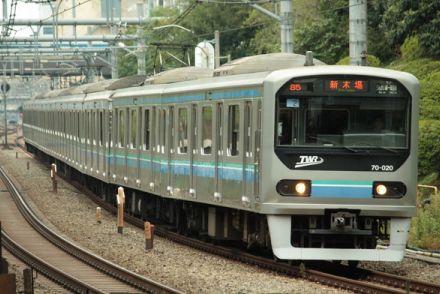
1,0,18,38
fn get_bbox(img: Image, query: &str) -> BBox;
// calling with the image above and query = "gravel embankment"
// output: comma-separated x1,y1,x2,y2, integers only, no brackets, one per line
1,142,350,293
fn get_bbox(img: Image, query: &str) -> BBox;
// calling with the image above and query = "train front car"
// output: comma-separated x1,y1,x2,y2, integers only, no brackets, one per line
262,66,419,261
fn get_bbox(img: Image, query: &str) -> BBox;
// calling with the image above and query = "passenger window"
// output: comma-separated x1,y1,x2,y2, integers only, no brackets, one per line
131,109,137,149
178,108,188,154
169,107,174,150
144,109,150,150
119,109,125,148
99,111,103,146
228,105,240,156
245,102,252,154
160,109,166,148
92,112,96,145
202,106,212,155
85,112,89,144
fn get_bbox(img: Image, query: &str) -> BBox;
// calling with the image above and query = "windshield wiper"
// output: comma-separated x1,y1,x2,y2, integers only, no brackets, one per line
308,136,360,153
347,142,399,154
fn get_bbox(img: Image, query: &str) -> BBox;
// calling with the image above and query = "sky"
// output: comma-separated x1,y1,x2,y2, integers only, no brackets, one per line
1,1,50,37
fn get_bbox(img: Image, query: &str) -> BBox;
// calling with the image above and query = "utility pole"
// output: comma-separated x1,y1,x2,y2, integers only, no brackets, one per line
1,64,10,149
1,0,7,32
111,4,119,79
244,0,293,53
349,0,367,65
214,30,220,68
280,0,293,53
136,2,146,75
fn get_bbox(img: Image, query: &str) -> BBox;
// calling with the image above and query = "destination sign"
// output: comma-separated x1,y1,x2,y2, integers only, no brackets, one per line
324,80,368,92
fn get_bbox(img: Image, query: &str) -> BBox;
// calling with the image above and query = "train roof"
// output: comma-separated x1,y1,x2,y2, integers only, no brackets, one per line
28,53,334,104
213,53,325,77
144,67,213,84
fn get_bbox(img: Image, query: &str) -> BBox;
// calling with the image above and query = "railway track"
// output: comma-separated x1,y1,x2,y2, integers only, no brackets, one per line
0,164,182,294
13,140,440,294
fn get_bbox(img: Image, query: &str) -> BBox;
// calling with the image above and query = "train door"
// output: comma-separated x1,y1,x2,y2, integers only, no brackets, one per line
222,102,245,204
84,110,90,172
173,106,190,198
243,101,254,204
74,110,78,167
66,111,70,163
253,100,262,202
97,110,104,179
104,108,111,181
192,103,214,200
88,110,92,172
153,107,167,194
127,107,140,187
167,106,175,195
76,110,81,168
117,108,128,183
139,107,153,191
92,110,98,175
189,104,198,198
110,108,117,182
63,110,67,160
214,102,223,201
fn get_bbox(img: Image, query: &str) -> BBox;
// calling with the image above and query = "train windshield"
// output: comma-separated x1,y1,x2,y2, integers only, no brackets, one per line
276,95,409,149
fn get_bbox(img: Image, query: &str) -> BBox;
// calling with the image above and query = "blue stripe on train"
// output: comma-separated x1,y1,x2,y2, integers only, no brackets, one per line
311,181,373,198
109,155,255,182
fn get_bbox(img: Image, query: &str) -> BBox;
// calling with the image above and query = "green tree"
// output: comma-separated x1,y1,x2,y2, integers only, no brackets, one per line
244,4,280,54
419,120,440,176
180,2,256,60
294,0,349,64
382,0,440,58
367,0,395,63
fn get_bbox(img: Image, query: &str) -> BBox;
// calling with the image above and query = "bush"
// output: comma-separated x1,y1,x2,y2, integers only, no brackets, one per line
410,195,440,249
420,72,440,119
399,36,424,61
336,55,381,67
418,120,440,176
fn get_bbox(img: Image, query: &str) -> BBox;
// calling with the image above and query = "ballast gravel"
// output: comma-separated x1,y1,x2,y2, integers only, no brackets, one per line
1,137,438,292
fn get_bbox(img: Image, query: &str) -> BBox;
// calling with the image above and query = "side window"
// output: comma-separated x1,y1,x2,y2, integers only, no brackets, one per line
201,106,212,155
85,111,89,144
130,109,138,149
160,109,166,147
92,111,96,145
245,102,252,154
119,109,125,148
177,108,188,154
228,105,240,156
169,107,174,150
99,111,103,146
76,112,80,141
143,109,150,150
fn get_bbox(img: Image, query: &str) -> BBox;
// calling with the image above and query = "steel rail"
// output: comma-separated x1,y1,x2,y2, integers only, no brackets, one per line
0,164,182,294
1,232,104,294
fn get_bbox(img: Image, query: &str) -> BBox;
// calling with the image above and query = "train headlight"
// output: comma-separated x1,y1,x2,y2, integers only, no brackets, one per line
277,180,311,196
373,181,406,198
295,182,307,194
375,184,387,196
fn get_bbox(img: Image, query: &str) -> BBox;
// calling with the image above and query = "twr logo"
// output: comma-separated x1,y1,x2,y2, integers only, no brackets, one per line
294,155,324,168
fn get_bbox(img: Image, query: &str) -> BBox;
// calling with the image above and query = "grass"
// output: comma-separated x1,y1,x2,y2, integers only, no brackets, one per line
409,190,440,249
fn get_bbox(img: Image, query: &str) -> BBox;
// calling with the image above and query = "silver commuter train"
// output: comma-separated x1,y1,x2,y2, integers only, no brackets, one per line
23,53,419,261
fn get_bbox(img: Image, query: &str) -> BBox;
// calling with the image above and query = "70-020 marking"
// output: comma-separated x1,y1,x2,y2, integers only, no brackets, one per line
371,165,394,171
